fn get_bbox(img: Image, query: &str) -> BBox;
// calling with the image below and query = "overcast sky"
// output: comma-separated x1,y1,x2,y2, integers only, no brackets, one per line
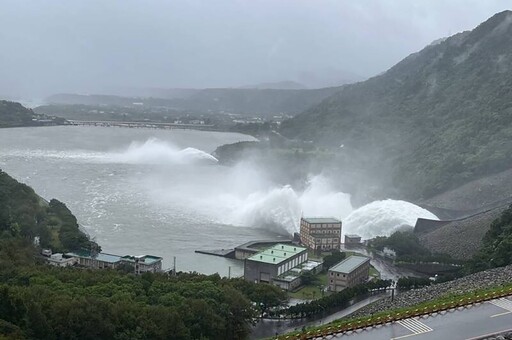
0,0,509,98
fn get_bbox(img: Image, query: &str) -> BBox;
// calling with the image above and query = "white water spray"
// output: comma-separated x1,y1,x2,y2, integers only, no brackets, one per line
343,199,439,239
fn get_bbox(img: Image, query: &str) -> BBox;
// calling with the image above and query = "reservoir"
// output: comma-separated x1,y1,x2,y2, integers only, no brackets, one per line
0,126,438,276
0,126,282,276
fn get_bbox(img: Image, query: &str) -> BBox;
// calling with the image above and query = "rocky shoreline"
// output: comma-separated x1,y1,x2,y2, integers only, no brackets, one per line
348,264,512,318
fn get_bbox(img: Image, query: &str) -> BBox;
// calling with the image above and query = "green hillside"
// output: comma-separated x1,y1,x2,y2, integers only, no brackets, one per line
0,170,287,339
281,11,512,199
0,169,97,253
0,100,65,128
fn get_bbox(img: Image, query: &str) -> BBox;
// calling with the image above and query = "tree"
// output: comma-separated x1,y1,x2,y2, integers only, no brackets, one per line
322,252,346,270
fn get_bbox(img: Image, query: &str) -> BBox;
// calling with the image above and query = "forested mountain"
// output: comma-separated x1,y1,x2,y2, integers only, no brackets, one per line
46,86,342,117
281,11,512,199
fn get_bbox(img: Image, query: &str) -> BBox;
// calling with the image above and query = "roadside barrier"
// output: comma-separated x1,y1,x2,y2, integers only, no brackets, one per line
275,286,512,339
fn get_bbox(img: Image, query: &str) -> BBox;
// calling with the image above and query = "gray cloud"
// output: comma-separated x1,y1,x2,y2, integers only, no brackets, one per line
0,0,509,98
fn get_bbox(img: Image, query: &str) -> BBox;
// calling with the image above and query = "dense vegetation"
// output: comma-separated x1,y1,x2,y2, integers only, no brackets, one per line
321,251,347,270
0,101,64,128
0,239,285,340
0,170,99,252
469,204,512,272
0,170,291,339
0,170,98,253
281,11,512,199
369,230,457,264
397,277,431,290
285,279,391,318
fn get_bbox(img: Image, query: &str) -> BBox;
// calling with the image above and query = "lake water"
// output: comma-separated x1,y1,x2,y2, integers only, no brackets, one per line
0,126,438,276
0,126,286,276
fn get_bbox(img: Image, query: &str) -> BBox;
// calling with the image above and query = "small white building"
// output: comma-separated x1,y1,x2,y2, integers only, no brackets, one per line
46,253,77,267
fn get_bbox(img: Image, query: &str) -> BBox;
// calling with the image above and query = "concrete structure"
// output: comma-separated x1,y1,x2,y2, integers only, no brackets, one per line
65,251,163,273
300,217,342,251
344,234,362,245
46,253,77,267
121,255,163,274
66,252,122,269
244,244,315,290
234,240,294,260
328,255,370,291
272,260,323,290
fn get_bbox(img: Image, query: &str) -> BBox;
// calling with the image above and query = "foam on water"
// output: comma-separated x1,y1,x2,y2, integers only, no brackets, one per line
3,138,218,165
4,136,438,239
109,138,218,164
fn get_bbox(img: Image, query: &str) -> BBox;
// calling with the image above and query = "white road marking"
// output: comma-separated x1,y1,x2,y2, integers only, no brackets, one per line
391,318,433,340
489,298,512,317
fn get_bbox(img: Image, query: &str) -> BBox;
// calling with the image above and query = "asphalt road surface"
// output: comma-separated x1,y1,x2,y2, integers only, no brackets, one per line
324,296,512,340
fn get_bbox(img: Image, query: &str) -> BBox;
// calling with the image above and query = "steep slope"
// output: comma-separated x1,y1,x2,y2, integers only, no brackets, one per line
419,204,509,259
281,11,512,199
0,169,98,253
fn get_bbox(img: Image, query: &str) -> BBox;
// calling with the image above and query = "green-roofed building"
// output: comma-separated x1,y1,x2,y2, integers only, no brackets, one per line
328,255,370,292
300,216,342,251
244,243,311,290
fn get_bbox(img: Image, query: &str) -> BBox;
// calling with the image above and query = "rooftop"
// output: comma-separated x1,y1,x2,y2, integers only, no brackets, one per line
67,252,162,264
67,252,122,264
121,255,163,265
302,217,341,224
247,243,306,264
345,234,361,238
330,255,370,274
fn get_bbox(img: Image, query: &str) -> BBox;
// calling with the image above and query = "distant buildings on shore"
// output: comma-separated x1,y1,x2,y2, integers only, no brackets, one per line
42,249,163,274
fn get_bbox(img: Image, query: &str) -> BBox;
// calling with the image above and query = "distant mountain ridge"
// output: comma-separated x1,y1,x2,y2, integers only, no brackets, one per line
239,80,307,90
281,10,512,199
46,86,342,117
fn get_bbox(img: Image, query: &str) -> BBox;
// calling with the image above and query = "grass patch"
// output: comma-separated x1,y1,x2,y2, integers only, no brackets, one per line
369,265,380,279
288,273,329,300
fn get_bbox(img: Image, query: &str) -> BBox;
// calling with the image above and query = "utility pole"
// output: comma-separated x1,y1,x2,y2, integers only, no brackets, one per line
228,266,231,279
173,256,177,276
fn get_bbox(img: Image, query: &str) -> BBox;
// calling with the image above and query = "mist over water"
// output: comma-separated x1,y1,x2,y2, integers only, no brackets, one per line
109,138,219,165
0,127,438,273
117,139,436,237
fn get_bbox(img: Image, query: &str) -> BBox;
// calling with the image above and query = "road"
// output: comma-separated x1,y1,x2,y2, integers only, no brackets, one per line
342,245,420,281
320,296,512,339
251,293,389,339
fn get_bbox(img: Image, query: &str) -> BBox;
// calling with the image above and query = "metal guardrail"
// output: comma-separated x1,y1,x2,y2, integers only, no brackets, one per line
277,286,512,339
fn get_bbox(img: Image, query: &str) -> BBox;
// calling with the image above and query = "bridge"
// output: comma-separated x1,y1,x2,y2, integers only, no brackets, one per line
67,120,217,131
